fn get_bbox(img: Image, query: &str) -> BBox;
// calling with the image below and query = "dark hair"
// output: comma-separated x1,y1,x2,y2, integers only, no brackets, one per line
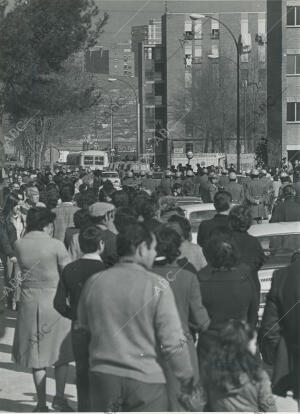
79,226,104,254
114,208,138,233
213,191,232,213
198,320,260,393
168,214,191,241
26,207,56,232
139,199,158,221
156,226,181,263
283,184,295,199
2,191,24,217
111,190,129,208
203,238,237,269
73,209,91,229
75,189,97,209
117,223,154,257
60,185,74,202
229,205,252,232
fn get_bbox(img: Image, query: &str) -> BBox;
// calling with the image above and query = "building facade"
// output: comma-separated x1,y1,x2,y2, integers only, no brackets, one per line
137,1,267,168
268,0,300,164
132,19,162,77
85,44,135,77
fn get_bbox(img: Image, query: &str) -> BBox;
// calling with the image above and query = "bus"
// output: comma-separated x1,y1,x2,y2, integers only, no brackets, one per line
66,150,109,171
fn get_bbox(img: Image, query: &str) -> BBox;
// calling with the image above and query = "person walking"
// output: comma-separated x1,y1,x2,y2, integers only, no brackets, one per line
77,223,194,412
54,227,106,412
12,207,73,412
153,226,210,410
198,237,259,328
0,191,26,310
260,252,300,409
197,191,232,247
52,186,79,242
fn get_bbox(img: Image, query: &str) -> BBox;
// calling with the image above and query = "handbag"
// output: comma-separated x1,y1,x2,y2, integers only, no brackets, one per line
178,382,207,412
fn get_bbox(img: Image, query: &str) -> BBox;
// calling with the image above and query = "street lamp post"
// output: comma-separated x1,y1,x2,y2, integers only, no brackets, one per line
108,77,140,159
190,14,244,172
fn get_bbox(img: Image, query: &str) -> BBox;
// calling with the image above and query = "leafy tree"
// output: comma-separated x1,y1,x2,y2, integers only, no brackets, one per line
0,0,108,167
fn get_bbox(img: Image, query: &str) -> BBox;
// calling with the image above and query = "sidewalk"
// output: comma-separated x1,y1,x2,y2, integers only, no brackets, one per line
0,309,77,412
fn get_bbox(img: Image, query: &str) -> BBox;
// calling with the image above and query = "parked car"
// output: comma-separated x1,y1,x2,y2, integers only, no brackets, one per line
101,171,121,189
174,197,202,207
248,221,300,319
183,203,216,243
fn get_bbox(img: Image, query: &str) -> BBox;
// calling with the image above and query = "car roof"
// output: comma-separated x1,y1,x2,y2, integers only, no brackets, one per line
182,203,215,213
248,222,300,237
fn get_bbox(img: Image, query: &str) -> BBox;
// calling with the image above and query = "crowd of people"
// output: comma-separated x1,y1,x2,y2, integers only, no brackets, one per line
0,158,299,412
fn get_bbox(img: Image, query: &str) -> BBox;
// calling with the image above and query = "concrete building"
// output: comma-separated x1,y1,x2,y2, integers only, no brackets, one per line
85,44,135,77
132,19,162,76
137,1,267,168
267,0,300,164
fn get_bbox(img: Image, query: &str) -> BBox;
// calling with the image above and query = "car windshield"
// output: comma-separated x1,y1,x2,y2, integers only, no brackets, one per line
257,234,300,265
189,210,215,232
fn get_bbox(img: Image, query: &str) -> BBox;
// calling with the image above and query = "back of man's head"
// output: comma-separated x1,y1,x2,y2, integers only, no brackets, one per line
79,226,104,254
117,223,154,259
60,185,74,202
213,191,232,213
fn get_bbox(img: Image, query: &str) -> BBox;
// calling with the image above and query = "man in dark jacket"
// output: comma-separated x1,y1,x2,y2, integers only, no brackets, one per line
270,184,300,223
224,172,244,204
197,191,232,247
259,252,300,407
54,226,106,412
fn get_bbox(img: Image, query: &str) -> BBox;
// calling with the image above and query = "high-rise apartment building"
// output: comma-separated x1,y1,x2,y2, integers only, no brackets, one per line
267,0,300,164
132,19,162,76
137,1,267,167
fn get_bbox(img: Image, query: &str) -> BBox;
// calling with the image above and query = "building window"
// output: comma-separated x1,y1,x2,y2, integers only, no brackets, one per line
211,17,219,39
184,20,193,40
287,54,300,74
185,122,193,137
185,143,194,153
211,44,219,58
144,47,153,60
287,6,300,26
194,22,202,39
287,102,300,122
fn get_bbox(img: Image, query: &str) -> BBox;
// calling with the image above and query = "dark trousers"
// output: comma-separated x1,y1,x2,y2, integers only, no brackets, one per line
89,371,168,412
71,327,91,412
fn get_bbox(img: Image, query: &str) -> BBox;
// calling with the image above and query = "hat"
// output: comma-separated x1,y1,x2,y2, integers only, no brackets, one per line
140,171,146,176
89,202,114,217
186,170,194,177
127,171,133,178
222,169,228,175
229,172,237,180
165,170,172,177
261,169,267,176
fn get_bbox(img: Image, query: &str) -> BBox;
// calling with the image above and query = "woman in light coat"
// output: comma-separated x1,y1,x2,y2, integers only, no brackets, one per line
12,207,73,412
